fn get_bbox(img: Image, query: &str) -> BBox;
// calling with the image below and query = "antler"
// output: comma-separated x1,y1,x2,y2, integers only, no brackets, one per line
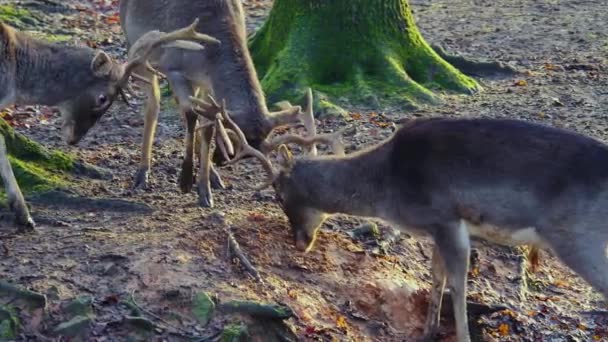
118,18,220,88
220,109,278,191
260,88,345,156
260,129,345,156
190,94,235,161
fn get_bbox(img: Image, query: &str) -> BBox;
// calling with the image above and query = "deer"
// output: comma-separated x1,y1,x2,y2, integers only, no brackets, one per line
0,20,218,230
226,116,608,342
119,0,321,208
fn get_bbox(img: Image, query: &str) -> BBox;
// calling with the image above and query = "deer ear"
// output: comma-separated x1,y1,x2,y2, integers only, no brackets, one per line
90,51,113,77
277,144,294,169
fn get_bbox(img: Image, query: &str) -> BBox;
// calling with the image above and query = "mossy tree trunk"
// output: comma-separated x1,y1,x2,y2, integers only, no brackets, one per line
250,0,479,114
0,119,73,195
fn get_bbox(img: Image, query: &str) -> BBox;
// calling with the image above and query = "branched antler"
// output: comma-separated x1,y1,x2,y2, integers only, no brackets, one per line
191,94,235,161
222,110,278,191
261,129,345,156
259,88,344,156
118,18,220,89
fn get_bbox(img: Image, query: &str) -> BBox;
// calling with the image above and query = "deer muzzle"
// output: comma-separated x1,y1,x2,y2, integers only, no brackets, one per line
61,122,79,145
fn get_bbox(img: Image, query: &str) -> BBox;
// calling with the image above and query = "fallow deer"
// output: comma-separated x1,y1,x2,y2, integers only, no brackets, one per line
229,117,608,342
0,20,217,229
119,0,318,208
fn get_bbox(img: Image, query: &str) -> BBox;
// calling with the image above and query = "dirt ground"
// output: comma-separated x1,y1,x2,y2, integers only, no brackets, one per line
1,0,608,341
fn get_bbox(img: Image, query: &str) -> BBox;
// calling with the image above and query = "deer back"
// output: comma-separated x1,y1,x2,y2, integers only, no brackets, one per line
275,118,608,251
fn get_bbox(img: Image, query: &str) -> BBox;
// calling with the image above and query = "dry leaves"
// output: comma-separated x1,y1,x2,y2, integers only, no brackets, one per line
513,79,528,87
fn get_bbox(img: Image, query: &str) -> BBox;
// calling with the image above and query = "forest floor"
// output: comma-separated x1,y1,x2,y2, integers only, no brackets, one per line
1,0,608,341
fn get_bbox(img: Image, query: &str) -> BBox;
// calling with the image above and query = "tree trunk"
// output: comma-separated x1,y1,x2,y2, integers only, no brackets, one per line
0,119,73,195
250,0,479,115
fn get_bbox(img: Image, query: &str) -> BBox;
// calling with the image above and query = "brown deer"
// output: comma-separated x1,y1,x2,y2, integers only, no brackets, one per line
119,0,319,208
229,117,608,342
0,20,217,229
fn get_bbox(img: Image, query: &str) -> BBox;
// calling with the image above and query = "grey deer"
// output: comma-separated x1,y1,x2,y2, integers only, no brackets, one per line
119,0,319,208
229,117,608,342
0,20,217,229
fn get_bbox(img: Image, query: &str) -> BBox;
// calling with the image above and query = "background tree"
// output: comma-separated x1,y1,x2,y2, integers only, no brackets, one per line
250,0,479,115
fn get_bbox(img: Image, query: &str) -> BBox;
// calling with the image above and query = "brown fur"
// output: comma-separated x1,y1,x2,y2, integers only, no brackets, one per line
120,0,304,207
272,118,608,342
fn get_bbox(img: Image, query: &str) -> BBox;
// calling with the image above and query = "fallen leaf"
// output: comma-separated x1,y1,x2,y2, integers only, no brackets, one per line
350,112,363,120
513,80,528,87
498,323,509,336
336,315,348,331
247,212,266,222
287,289,298,299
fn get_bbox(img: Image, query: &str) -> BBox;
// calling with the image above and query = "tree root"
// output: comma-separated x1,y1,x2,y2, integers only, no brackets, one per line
0,280,47,309
431,44,519,77
218,301,294,320
226,228,264,283
440,292,510,317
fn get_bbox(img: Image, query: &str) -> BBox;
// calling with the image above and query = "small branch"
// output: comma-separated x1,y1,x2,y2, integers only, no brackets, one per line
226,228,264,283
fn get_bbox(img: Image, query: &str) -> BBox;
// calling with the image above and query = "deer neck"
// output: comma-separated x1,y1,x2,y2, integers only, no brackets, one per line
206,10,271,141
7,28,96,106
289,144,392,218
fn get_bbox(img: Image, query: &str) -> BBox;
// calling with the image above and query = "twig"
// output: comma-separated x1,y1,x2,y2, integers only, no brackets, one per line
226,227,264,283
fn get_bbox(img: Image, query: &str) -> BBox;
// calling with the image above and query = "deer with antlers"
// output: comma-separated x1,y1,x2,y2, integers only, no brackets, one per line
226,117,608,342
119,0,325,207
0,20,216,229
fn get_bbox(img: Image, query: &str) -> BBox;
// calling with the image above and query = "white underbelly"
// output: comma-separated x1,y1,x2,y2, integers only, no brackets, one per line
464,220,547,248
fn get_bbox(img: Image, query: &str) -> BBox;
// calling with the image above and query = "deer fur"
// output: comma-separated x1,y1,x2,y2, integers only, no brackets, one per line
119,0,305,207
0,19,214,229
0,21,128,229
271,118,608,342
0,22,126,145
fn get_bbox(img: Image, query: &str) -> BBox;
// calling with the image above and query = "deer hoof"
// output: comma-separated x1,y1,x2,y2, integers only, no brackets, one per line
198,192,214,208
10,201,36,232
210,170,225,190
133,169,151,189
17,215,36,232
179,161,194,193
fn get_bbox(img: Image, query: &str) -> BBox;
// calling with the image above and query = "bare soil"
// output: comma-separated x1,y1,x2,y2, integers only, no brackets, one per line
1,0,607,341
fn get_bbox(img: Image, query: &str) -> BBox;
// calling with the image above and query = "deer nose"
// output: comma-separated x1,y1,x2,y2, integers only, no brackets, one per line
62,124,79,145
295,238,311,252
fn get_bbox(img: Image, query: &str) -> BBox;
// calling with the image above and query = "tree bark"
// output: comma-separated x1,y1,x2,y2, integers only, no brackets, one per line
250,0,479,114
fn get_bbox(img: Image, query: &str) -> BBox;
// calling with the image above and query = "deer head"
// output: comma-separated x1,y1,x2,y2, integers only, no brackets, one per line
60,18,219,145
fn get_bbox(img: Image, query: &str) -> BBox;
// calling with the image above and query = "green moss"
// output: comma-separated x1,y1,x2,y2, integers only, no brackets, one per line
250,0,479,115
192,292,215,326
0,305,19,340
0,4,40,29
221,323,248,342
0,119,74,201
0,5,30,22
27,31,71,43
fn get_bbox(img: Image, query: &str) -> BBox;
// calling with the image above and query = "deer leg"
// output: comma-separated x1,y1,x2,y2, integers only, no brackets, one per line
179,108,198,194
134,73,161,189
0,135,35,231
548,231,608,299
431,220,471,342
422,246,447,340
166,73,198,194
209,165,225,189
197,124,215,207
194,129,225,190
